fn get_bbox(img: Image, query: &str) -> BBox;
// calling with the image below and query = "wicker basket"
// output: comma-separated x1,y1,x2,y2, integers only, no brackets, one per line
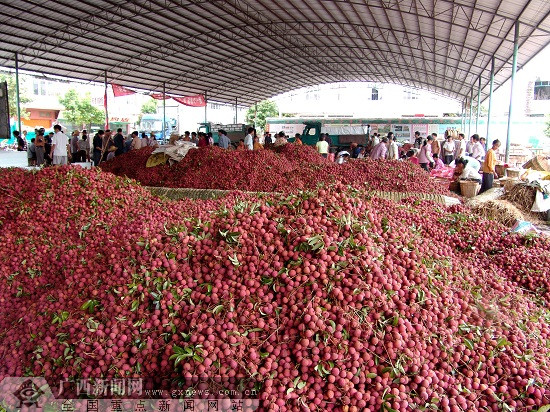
144,186,451,205
503,179,519,192
522,155,550,172
506,169,521,179
495,164,507,177
460,180,480,198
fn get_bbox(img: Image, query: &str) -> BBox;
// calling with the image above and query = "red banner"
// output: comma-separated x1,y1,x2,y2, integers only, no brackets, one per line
172,94,206,107
111,83,136,97
150,93,170,100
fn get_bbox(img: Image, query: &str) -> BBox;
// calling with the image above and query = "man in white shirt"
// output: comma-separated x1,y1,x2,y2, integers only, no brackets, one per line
470,135,485,161
463,155,481,172
458,158,481,181
51,124,69,165
465,135,475,156
454,133,466,160
386,135,399,160
131,131,141,150
442,135,455,165
244,127,254,150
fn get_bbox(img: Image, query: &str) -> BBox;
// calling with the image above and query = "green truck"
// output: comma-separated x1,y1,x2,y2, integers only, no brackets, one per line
266,117,464,149
198,122,252,145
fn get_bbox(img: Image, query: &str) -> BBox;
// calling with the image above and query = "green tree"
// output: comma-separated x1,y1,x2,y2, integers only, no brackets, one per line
59,89,104,129
545,115,550,139
245,100,278,131
138,98,157,123
0,72,31,120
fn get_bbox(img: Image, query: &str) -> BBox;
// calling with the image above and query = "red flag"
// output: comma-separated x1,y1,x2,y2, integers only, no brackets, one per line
172,95,207,107
150,93,170,100
111,83,136,97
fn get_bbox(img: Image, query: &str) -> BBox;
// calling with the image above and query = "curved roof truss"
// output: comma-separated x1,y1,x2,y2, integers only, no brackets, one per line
0,0,549,105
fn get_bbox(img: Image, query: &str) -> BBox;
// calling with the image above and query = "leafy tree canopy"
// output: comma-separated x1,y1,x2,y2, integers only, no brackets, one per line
59,89,104,127
245,100,279,131
0,72,31,121
138,98,157,123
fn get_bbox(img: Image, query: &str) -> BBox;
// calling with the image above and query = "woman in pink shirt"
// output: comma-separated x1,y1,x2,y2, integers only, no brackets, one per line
418,137,434,171
433,153,445,170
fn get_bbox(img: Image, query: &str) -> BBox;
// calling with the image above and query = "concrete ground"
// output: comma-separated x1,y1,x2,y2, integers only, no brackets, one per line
0,150,29,168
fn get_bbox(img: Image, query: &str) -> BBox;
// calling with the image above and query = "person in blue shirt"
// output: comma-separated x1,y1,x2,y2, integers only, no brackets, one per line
218,130,231,149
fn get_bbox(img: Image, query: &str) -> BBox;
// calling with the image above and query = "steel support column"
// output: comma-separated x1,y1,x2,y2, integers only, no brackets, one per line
475,77,481,134
104,71,109,130
14,53,21,134
204,91,207,123
461,101,465,133
505,22,520,164
163,82,166,140
467,89,473,138
486,57,495,151
235,97,238,124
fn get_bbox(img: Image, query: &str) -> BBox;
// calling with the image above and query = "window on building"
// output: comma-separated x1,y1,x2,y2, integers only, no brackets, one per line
209,103,221,110
534,81,550,100
372,88,378,101
39,111,52,118
33,80,49,95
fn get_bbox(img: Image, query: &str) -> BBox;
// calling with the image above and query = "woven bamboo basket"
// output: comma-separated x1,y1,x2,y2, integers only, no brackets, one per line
522,156,550,172
144,187,273,200
495,164,507,177
506,169,521,179
460,180,480,198
144,186,451,205
503,179,520,192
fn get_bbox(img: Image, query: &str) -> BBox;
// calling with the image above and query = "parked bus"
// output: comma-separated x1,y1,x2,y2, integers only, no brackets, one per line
140,114,177,141
266,117,463,148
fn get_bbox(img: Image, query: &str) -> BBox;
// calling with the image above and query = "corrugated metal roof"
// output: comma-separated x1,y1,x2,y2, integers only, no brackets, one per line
0,0,548,105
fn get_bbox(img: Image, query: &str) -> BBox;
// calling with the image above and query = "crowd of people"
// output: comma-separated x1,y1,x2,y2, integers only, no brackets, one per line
14,127,67,167
164,127,296,152
13,125,500,196
313,130,499,195
13,127,161,167
346,130,488,169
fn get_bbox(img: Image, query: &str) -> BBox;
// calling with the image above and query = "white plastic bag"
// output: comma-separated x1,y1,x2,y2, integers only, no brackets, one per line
532,189,550,213
510,220,539,235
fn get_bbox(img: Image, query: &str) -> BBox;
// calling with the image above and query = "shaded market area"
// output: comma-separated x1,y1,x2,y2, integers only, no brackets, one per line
1,0,550,160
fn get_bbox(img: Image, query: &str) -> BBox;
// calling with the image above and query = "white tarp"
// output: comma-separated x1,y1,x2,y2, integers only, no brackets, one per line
321,125,369,135
151,141,197,163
